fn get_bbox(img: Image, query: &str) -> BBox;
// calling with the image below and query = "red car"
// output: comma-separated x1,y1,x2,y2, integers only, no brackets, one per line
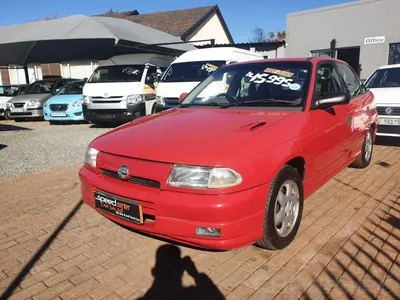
79,57,377,250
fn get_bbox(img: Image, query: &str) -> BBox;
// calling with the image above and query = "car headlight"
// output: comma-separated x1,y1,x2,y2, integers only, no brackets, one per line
167,165,242,189
6,102,12,108
127,94,145,105
72,99,83,107
27,100,41,108
156,96,165,106
43,101,48,107
83,96,90,104
84,147,99,168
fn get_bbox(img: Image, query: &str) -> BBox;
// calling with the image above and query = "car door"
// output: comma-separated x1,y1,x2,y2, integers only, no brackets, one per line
336,62,372,157
311,61,353,178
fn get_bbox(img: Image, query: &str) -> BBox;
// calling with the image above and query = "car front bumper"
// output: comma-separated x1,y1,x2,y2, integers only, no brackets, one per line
7,108,43,119
43,105,84,121
83,103,146,123
79,165,267,250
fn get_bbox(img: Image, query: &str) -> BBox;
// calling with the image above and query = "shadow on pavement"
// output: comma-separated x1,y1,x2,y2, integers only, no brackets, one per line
137,244,224,300
0,144,7,151
0,123,32,132
375,136,400,147
0,200,83,299
304,195,400,299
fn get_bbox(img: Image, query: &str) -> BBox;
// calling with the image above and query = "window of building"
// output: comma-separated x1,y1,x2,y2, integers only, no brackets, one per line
310,49,334,58
388,43,400,65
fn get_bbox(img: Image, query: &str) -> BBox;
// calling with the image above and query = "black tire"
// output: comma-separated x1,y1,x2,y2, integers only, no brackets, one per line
151,103,156,114
4,112,10,120
14,118,25,122
49,121,57,125
350,128,373,169
256,165,304,250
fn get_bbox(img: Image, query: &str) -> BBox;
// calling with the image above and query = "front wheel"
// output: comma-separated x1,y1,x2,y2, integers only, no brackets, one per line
257,165,304,250
350,128,373,168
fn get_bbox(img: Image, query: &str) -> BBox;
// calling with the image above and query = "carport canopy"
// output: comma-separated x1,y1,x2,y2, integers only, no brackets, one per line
0,15,196,66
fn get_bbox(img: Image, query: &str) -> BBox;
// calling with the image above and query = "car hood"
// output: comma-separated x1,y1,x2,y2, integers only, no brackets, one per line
0,96,13,104
47,94,83,104
369,87,400,105
83,82,142,97
8,94,51,103
156,82,199,98
91,108,295,165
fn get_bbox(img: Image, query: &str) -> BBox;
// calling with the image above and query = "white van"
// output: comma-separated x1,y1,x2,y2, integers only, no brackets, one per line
154,47,264,112
83,53,174,124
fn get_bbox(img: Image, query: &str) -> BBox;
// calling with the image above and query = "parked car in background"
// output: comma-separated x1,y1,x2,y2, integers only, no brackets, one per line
6,78,77,121
365,64,400,137
154,47,264,112
83,53,173,124
43,80,86,124
0,85,20,119
80,58,377,251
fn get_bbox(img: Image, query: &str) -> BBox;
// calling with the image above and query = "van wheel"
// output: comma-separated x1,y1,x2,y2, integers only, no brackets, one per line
350,128,373,168
256,165,303,250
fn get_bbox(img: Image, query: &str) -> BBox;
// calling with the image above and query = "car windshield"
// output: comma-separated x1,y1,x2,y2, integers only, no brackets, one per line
22,81,55,95
181,61,311,109
59,81,84,95
161,60,226,82
0,85,19,97
88,65,145,83
365,67,400,88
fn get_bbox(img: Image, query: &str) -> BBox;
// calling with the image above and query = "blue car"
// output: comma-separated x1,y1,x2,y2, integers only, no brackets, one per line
44,80,85,123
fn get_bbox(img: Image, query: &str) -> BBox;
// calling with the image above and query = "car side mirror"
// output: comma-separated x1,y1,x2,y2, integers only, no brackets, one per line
179,92,188,102
316,91,350,109
146,75,154,85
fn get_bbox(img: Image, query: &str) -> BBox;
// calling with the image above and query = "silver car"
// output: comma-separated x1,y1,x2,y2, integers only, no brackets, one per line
6,78,77,120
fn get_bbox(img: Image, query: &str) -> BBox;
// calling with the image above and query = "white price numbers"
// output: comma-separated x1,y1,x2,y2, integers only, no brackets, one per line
246,72,294,87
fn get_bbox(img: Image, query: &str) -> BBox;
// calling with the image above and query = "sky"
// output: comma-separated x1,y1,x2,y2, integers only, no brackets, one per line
1,0,353,42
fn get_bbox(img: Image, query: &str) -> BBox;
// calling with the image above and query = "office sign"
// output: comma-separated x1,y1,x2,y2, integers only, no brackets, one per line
364,36,385,45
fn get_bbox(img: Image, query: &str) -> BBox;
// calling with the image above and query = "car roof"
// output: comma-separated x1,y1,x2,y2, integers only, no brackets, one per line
377,64,400,70
229,57,344,67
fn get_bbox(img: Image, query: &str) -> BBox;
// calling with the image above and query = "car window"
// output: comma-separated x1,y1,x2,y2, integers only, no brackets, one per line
336,63,361,97
314,64,343,100
53,80,68,94
365,67,400,88
161,61,226,82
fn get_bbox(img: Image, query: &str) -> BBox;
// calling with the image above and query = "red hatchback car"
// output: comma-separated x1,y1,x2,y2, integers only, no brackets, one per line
79,57,377,250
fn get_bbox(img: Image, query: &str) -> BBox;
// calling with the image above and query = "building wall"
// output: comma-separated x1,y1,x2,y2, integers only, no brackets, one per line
286,0,400,79
188,13,231,46
41,63,61,77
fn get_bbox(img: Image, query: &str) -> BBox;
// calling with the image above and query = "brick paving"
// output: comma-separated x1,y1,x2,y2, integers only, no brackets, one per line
0,143,399,299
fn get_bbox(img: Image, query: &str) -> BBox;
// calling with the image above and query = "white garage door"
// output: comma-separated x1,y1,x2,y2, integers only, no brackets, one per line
8,64,42,84
60,61,98,79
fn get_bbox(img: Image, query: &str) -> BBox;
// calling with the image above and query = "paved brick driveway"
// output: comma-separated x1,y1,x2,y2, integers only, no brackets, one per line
0,143,399,300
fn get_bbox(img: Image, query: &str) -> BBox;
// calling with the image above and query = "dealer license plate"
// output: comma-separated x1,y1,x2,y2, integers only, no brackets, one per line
12,108,23,113
51,112,67,117
94,192,143,224
378,117,400,126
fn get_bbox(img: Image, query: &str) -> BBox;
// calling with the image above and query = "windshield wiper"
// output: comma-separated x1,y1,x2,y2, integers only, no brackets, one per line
219,98,301,109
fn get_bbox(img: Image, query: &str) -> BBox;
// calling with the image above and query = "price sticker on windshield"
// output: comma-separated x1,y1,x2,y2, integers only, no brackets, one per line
201,63,219,73
245,71,294,87
264,68,294,78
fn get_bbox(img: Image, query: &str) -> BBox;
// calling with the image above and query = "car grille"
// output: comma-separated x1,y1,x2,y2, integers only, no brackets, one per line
164,97,180,104
91,96,123,99
101,169,161,188
13,103,25,108
92,100,122,104
377,107,400,116
50,104,68,111
378,125,400,135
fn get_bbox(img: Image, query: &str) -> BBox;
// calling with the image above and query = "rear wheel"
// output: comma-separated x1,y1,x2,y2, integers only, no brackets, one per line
350,128,373,168
257,165,304,250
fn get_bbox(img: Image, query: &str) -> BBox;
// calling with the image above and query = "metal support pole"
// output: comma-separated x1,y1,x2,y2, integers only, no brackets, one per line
23,65,29,84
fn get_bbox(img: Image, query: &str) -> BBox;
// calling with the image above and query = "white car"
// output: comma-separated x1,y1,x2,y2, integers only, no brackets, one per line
365,64,400,137
0,85,23,119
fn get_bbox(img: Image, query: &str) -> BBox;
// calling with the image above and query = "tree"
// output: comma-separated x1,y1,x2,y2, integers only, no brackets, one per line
250,27,286,42
43,13,59,20
250,27,269,43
